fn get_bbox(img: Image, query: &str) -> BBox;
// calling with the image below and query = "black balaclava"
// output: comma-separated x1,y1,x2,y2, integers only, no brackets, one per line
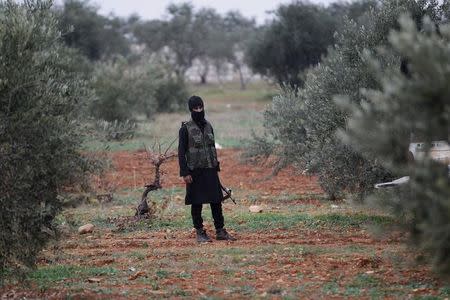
188,95,206,125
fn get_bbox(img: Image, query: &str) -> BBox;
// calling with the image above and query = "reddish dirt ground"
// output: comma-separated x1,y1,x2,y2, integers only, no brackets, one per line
102,149,323,196
2,149,445,299
2,228,441,299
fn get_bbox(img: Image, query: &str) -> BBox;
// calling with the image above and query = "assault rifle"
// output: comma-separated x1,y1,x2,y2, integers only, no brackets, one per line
220,183,236,204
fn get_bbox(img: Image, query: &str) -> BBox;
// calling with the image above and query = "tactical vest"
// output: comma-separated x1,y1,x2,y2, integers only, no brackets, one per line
184,120,218,170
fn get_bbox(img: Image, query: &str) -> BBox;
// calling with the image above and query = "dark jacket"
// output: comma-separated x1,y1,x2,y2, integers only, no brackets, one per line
178,120,223,205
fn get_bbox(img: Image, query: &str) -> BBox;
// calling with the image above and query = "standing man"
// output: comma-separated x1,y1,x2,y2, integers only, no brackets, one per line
178,95,236,243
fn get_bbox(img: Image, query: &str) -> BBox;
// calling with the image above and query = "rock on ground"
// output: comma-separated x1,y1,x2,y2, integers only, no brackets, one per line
78,223,95,234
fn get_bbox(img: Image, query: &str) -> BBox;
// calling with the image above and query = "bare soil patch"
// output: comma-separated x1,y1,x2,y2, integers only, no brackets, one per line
104,149,323,196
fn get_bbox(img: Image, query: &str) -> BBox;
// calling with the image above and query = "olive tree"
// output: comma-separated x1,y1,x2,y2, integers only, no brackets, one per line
246,1,336,88
341,15,450,275
249,0,445,199
0,0,92,278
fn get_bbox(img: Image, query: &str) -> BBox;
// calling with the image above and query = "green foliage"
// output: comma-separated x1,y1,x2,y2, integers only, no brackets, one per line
440,286,450,296
57,0,129,60
0,0,92,278
90,57,156,121
341,15,450,275
246,1,337,87
153,76,189,113
193,9,257,86
250,0,444,199
443,0,450,20
328,0,379,25
133,3,256,85
133,3,203,77
90,56,187,122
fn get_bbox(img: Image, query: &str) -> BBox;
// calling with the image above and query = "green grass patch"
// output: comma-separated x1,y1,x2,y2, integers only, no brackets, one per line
148,216,191,230
82,81,274,152
172,288,192,297
440,286,450,296
227,212,394,231
91,216,117,229
222,267,236,277
216,247,248,256
407,282,436,290
231,284,256,296
155,269,170,279
190,81,276,104
338,273,384,298
312,214,394,228
82,138,146,152
272,193,327,202
349,273,381,288
0,268,15,286
177,271,192,279
229,212,311,231
111,193,139,206
322,281,340,295
28,265,117,290
129,251,146,260
344,286,362,297
368,288,390,299
59,203,394,234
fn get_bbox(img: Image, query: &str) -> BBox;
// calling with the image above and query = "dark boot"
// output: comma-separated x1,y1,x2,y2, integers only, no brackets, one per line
196,228,212,243
216,228,236,241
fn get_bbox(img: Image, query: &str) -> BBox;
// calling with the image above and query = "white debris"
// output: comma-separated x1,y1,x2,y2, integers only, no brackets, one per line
375,176,410,189
249,205,263,213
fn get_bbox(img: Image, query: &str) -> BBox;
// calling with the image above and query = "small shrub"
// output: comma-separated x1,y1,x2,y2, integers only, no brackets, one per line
154,77,189,113
90,56,189,122
90,57,157,121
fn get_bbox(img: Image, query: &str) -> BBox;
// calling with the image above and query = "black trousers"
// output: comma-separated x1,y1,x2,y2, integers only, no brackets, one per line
191,203,224,230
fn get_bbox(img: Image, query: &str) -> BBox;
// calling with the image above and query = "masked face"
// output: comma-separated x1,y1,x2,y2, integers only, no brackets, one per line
191,106,205,124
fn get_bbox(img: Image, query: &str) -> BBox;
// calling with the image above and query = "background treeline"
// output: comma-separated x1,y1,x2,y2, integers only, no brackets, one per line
52,0,380,121
54,0,260,121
